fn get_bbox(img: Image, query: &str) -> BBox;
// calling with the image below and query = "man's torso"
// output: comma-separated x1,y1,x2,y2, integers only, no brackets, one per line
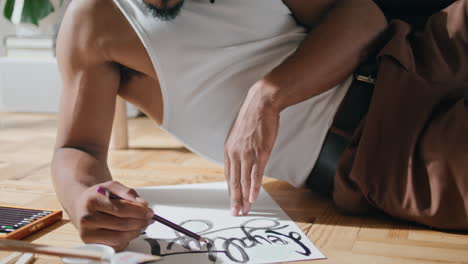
68,0,351,187
70,0,335,125
69,0,454,123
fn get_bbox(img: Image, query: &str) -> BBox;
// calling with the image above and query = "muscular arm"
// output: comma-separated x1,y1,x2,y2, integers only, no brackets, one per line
260,0,387,112
51,0,152,250
256,0,454,111
52,0,119,217
225,0,387,215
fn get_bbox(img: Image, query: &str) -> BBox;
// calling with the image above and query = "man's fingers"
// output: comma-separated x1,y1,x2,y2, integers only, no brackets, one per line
230,159,242,216
249,164,263,203
241,161,252,215
101,181,146,204
80,212,152,231
88,192,153,219
224,155,231,196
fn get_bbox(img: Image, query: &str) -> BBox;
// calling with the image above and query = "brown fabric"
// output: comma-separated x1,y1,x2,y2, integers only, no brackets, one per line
333,0,468,230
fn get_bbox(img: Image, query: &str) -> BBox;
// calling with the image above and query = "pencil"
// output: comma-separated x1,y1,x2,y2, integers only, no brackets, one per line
96,187,208,243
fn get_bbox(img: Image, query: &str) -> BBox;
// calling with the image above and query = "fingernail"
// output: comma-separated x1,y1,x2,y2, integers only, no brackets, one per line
249,194,257,204
147,219,155,225
242,203,251,215
231,207,238,216
146,210,154,218
136,197,148,204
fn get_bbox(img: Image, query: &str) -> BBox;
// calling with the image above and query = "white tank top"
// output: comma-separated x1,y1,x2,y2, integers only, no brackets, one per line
114,0,352,187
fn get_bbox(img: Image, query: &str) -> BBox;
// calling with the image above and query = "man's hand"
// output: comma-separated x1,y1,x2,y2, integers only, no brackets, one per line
224,0,387,217
71,181,155,251
224,81,280,216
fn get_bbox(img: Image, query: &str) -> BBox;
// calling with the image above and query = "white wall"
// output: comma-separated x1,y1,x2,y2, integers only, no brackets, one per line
0,4,15,56
0,0,70,56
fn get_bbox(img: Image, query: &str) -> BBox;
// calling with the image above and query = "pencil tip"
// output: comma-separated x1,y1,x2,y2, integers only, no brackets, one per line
200,237,208,244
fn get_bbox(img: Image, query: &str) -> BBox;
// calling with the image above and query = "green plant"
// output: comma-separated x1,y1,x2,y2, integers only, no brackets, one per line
3,0,63,25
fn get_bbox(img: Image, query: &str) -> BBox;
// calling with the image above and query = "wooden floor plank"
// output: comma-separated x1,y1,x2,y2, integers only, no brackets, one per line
352,240,468,262
408,229,468,245
357,214,411,241
309,206,362,252
312,251,462,264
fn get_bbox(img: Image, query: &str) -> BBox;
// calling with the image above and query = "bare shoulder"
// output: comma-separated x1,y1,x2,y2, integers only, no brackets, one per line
57,0,154,78
57,0,135,64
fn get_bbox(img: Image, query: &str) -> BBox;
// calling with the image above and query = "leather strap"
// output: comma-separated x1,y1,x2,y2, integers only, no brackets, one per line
306,63,376,196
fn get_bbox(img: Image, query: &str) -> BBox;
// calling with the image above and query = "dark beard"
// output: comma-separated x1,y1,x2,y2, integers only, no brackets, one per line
143,0,185,21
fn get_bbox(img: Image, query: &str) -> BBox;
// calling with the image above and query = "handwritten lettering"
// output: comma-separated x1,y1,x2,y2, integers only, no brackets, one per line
143,218,311,263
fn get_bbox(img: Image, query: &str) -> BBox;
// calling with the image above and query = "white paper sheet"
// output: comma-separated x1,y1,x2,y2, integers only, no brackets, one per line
127,182,325,264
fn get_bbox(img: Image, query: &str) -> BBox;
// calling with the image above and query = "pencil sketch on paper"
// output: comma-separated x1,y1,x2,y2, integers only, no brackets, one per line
125,182,325,264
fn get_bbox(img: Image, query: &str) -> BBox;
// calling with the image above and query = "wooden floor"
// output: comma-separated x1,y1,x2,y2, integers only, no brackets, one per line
0,112,467,264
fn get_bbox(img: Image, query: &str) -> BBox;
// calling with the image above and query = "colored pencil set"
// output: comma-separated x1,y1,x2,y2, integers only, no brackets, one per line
0,205,62,240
